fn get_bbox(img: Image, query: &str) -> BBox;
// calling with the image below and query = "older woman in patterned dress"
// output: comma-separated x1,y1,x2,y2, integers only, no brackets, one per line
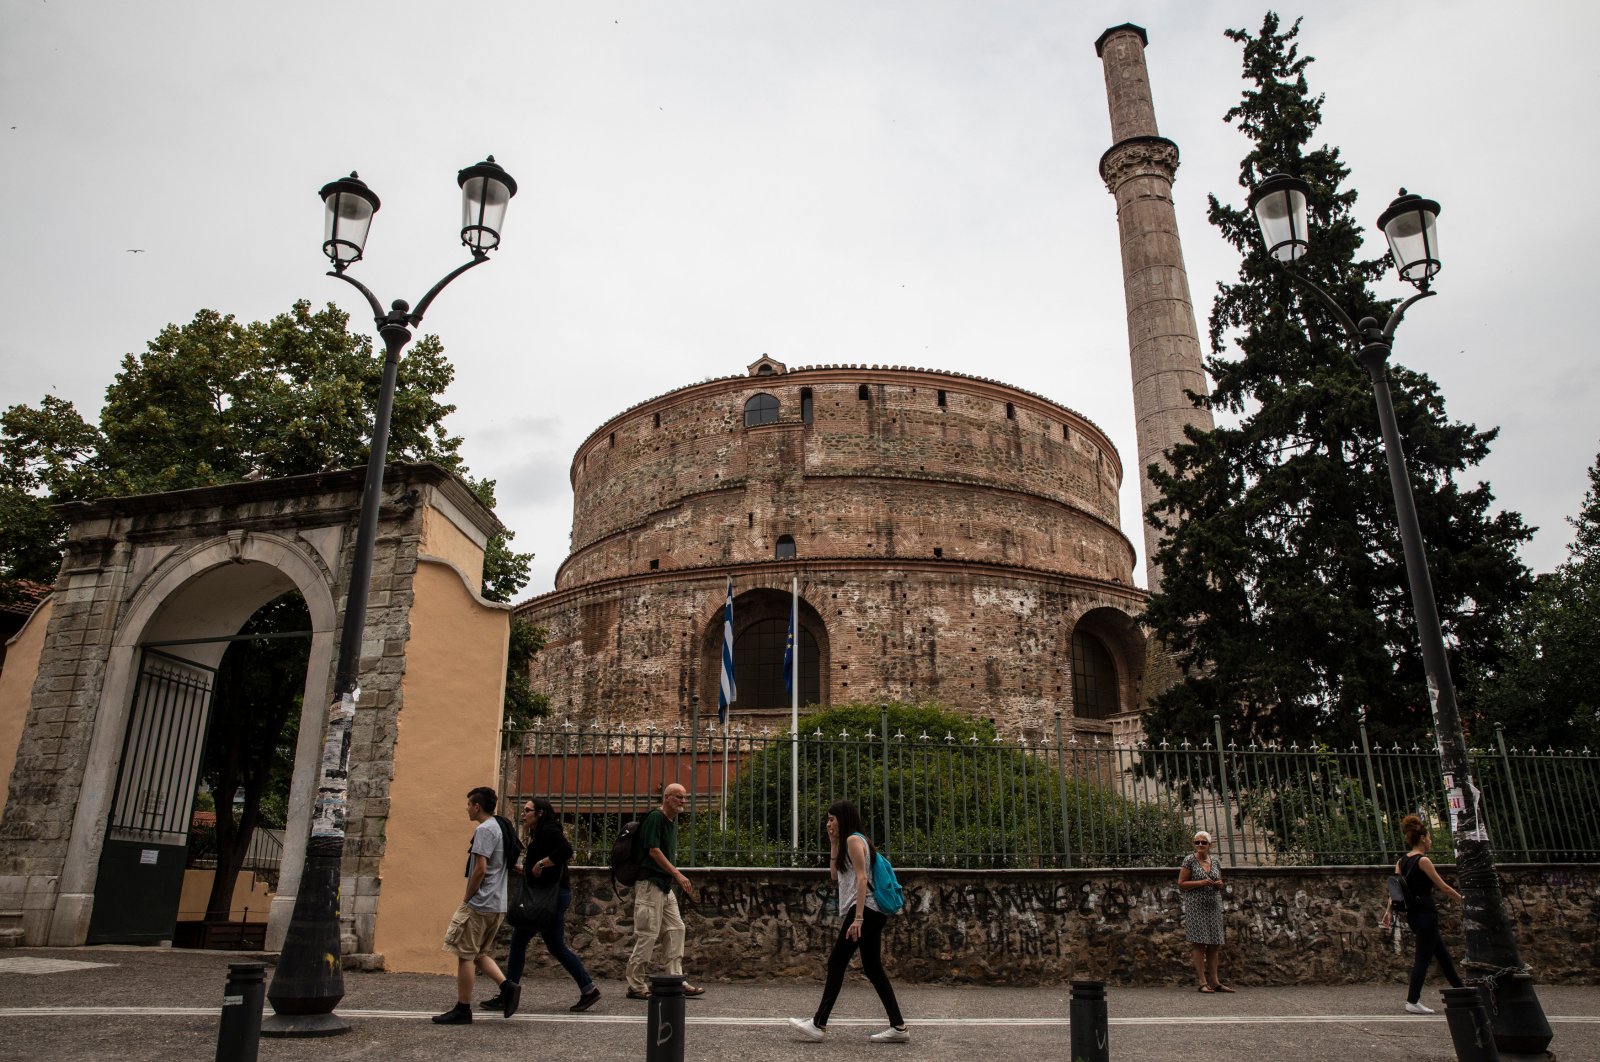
1178,830,1232,992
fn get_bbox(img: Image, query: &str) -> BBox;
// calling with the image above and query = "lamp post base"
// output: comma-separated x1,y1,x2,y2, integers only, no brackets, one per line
260,1012,351,1038
1489,971,1554,1057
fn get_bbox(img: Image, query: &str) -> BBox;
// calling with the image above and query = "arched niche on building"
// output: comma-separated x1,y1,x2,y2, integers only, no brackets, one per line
1068,606,1146,721
698,585,830,715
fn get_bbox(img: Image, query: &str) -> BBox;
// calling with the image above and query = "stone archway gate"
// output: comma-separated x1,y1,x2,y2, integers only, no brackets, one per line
0,462,510,972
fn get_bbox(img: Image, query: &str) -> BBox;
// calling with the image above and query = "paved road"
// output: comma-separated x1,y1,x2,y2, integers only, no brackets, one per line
1,947,1594,1061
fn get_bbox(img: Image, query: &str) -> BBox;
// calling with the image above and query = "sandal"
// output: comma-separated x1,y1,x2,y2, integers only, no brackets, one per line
682,983,706,997
626,989,651,1000
1213,983,1236,993
1197,985,1215,993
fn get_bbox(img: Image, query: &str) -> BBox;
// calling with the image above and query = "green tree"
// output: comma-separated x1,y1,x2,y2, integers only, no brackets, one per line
1470,448,1600,749
0,300,532,602
1142,14,1532,749
502,617,550,729
0,396,106,601
200,592,308,922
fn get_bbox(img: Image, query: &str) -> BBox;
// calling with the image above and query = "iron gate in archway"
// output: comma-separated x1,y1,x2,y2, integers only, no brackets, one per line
86,648,216,944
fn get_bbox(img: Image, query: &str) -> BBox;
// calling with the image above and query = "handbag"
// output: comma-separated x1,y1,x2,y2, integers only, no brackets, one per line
508,876,561,931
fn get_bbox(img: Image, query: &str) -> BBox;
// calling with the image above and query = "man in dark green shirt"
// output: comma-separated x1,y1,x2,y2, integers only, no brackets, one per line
624,782,704,998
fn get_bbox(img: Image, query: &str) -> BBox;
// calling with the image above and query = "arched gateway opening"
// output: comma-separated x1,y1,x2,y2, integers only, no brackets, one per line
84,541,337,946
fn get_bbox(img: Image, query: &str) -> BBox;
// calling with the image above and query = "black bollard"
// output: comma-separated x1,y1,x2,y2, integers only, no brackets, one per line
1069,979,1110,1062
216,962,266,1062
646,974,686,1062
1442,987,1501,1062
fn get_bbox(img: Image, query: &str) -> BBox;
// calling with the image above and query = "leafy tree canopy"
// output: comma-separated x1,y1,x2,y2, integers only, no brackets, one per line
0,300,532,602
1468,449,1600,749
1142,14,1532,748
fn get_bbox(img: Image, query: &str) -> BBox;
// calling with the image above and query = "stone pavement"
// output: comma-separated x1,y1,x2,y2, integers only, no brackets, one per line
0,947,1596,1061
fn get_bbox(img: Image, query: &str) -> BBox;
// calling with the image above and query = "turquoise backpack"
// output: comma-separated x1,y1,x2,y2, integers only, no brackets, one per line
853,833,905,915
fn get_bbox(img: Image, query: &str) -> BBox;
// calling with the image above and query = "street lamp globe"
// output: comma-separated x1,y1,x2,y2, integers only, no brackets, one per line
1247,173,1311,263
457,156,519,253
319,172,381,270
1376,189,1442,289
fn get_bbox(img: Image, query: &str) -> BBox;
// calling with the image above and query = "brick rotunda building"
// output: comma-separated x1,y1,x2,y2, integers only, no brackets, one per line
516,357,1151,740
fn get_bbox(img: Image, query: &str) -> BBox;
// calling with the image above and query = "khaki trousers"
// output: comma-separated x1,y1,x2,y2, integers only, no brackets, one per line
625,883,684,993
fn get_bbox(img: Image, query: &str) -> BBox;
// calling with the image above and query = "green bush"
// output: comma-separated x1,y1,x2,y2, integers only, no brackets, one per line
703,702,1188,868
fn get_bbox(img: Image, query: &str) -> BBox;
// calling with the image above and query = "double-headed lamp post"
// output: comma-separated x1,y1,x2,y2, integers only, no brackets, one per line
1247,173,1551,1056
261,157,517,1038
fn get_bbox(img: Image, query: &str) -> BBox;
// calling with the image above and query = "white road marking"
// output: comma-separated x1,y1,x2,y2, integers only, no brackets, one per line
0,958,116,975
0,1007,1595,1026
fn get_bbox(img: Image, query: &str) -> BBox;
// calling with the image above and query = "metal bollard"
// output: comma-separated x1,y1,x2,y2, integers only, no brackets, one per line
1069,979,1110,1062
1442,986,1500,1062
646,974,685,1062
216,962,266,1062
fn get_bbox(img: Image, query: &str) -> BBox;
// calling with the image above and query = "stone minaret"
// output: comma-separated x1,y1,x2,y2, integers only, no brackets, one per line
1096,24,1213,594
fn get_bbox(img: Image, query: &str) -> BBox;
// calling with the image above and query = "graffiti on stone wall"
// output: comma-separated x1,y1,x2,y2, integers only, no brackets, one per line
567,867,1599,986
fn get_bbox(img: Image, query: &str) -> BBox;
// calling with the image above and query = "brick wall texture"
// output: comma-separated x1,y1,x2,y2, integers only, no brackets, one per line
519,364,1160,735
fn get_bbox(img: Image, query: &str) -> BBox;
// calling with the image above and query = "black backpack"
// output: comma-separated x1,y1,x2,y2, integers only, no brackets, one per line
609,817,644,889
1387,854,1417,913
494,815,524,871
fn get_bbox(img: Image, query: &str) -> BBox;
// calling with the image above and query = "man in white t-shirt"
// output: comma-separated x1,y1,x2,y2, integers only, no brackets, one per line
434,786,519,1024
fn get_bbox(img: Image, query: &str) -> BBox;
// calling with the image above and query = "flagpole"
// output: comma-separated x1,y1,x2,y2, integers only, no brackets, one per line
790,575,799,850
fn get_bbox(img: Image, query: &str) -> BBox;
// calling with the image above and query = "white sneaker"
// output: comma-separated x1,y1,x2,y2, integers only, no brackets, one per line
1404,1002,1435,1015
789,1017,826,1041
869,1026,911,1043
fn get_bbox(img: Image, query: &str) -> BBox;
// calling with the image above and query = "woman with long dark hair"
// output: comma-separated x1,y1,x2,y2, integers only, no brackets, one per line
481,797,601,1013
1379,813,1464,1014
788,799,908,1044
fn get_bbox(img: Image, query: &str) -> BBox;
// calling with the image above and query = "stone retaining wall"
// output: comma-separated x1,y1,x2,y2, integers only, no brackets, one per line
524,864,1598,987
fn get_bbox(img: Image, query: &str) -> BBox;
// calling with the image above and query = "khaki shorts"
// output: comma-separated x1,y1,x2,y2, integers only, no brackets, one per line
442,903,505,960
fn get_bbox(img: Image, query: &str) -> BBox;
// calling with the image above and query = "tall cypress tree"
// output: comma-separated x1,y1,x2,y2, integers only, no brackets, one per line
1142,14,1532,747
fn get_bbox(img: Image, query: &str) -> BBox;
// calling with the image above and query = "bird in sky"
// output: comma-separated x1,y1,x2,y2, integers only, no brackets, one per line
126,249,145,254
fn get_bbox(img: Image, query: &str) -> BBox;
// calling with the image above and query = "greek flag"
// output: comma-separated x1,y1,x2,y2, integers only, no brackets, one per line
718,577,736,726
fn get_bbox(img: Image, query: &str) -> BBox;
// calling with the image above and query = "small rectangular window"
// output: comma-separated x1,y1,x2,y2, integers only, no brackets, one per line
1005,402,1015,420
649,559,659,571
937,390,946,408
801,387,814,424
1062,424,1071,440
654,412,661,429
933,547,944,558
609,431,616,447
858,384,870,401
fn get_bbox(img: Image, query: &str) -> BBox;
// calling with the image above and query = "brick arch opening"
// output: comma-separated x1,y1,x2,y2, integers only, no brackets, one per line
1069,606,1146,721
699,587,830,718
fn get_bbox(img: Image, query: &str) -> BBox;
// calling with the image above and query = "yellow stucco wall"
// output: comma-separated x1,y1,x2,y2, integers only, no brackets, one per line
176,868,274,922
374,555,509,973
420,504,486,594
0,597,53,825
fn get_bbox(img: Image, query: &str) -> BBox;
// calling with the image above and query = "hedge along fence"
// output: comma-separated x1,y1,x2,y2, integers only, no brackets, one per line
498,704,1600,869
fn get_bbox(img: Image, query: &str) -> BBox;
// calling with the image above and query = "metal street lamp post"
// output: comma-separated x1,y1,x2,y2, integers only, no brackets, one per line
1247,173,1551,1056
261,157,517,1037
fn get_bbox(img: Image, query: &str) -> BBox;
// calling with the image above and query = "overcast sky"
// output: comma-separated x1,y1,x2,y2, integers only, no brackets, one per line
3,1,1595,599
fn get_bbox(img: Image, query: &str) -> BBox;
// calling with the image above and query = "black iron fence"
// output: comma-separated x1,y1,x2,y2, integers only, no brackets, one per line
498,713,1600,869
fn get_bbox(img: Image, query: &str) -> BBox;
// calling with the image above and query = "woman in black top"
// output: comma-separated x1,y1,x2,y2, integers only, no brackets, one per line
1379,813,1464,1014
482,798,600,1013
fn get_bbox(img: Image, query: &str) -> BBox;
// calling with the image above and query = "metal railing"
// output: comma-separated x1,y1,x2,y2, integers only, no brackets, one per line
499,713,1600,869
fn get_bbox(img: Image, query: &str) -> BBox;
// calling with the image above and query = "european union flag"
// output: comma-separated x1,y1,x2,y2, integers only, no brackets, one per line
782,612,795,694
